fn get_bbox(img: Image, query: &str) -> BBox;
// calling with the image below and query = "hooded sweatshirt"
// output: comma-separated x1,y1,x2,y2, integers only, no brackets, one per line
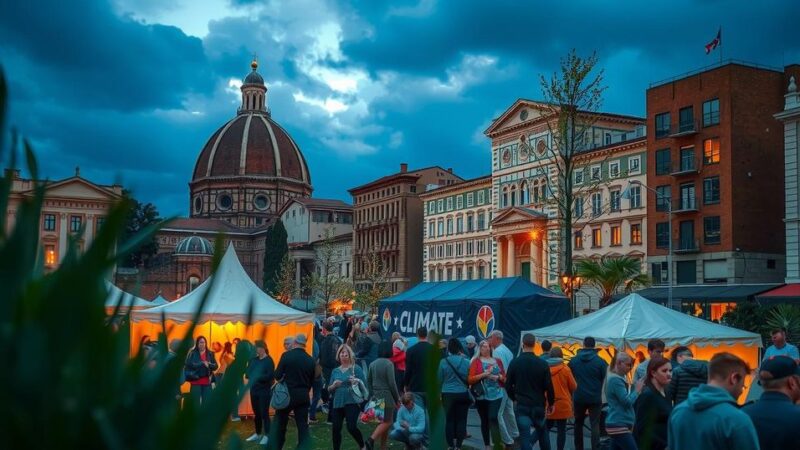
547,357,577,420
667,384,759,450
668,358,708,405
568,348,608,405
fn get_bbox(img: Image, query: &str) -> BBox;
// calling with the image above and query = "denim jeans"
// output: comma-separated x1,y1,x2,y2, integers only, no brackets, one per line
498,390,519,444
515,404,550,450
189,383,212,406
609,432,638,450
389,429,425,449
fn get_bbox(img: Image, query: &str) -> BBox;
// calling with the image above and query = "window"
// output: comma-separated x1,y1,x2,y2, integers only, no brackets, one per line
501,187,509,208
96,217,105,230
466,214,474,232
43,214,56,231
467,267,474,280
45,245,56,267
656,222,670,248
478,265,486,280
652,262,669,285
437,245,444,258
437,220,444,236
655,112,671,138
605,133,612,145
679,183,696,210
477,239,486,254
628,156,641,174
574,168,584,185
591,165,601,181
437,199,444,212
609,161,620,178
656,185,671,212
574,196,584,218
446,244,453,257
456,267,463,280
438,268,444,280
519,181,529,205
574,231,583,249
592,192,602,216
446,197,453,211
410,185,417,193
655,149,671,175
704,176,720,204
630,223,642,244
679,106,694,132
70,215,82,233
446,218,453,235
456,196,463,209
477,190,485,205
610,190,621,212
456,216,464,233
456,243,463,257
466,193,474,207
477,212,486,230
703,138,720,164
610,226,622,246
703,98,720,126
679,146,695,172
629,186,642,209
428,268,435,281
446,267,453,280
704,216,721,244
466,241,474,255
428,202,435,214
592,228,602,248
428,220,435,238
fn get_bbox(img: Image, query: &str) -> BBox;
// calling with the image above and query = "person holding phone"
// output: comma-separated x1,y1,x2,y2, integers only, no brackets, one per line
328,344,366,450
468,340,506,450
184,335,218,406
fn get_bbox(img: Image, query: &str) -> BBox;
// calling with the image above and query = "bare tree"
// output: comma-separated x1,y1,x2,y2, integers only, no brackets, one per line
538,49,607,284
355,252,391,315
303,228,353,316
273,254,296,305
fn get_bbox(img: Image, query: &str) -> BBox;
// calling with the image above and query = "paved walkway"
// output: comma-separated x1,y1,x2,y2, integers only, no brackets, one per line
462,408,593,450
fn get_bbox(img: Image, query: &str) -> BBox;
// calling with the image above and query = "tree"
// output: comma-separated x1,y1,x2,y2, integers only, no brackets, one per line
262,219,288,294
120,189,161,267
575,256,650,307
273,254,296,305
538,50,607,284
355,252,392,314
303,228,353,316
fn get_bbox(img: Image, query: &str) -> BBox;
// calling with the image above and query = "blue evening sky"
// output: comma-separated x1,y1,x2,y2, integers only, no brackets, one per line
2,0,799,216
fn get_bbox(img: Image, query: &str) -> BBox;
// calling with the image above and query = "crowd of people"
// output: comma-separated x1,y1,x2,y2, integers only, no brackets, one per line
165,314,800,450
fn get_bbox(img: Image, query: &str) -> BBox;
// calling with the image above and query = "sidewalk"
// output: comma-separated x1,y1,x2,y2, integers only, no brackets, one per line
462,408,592,450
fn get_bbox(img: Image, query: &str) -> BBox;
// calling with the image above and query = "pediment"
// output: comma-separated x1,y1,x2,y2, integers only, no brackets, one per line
492,207,548,226
34,177,120,201
484,99,555,137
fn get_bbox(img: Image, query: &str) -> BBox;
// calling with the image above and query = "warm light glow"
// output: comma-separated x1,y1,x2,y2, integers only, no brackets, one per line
528,229,540,240
45,248,56,266
329,298,355,315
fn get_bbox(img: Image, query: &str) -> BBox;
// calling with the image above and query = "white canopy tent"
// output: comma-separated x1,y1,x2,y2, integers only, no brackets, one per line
150,294,169,306
104,280,153,314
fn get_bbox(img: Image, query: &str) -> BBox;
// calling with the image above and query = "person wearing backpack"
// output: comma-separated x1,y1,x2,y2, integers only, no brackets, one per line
273,334,315,450
438,338,471,450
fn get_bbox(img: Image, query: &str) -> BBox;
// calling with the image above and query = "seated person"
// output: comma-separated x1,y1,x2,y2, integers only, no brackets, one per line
390,392,427,449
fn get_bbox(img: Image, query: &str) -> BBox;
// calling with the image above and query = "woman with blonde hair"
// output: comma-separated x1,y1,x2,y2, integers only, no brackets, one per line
468,340,505,450
328,343,367,450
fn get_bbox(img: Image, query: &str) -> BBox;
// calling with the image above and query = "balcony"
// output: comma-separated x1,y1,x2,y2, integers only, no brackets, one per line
672,198,698,214
670,160,699,176
674,239,700,253
669,120,700,138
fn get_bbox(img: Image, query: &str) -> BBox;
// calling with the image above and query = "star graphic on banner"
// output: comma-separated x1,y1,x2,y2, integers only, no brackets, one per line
456,317,464,329
393,316,398,325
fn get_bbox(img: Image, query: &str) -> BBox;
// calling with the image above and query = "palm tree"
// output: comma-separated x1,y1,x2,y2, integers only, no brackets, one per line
576,256,650,308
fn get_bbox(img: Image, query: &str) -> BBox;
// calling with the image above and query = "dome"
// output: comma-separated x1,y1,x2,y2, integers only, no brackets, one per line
244,70,264,85
175,236,214,256
192,112,311,185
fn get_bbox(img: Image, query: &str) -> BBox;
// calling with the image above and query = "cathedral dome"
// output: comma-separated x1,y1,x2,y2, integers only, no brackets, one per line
175,236,214,256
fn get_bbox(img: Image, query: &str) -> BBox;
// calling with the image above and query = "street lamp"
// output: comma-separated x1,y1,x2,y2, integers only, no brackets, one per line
622,180,675,310
560,272,583,317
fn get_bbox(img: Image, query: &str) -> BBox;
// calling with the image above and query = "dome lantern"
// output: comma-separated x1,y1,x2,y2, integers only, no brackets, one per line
240,59,267,115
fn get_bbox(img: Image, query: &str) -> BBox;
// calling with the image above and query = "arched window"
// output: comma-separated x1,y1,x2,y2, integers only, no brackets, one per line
519,181,528,205
539,177,548,202
510,186,517,206
502,186,509,208
187,276,201,293
532,179,540,204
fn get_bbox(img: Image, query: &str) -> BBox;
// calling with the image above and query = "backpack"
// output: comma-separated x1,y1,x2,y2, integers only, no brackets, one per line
270,378,290,410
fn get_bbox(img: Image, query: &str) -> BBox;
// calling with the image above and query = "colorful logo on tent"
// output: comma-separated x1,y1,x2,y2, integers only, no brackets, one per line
382,308,392,331
476,305,495,339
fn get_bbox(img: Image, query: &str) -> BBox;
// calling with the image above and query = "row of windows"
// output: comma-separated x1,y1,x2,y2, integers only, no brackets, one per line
357,200,401,223
427,189,488,215
427,238,491,260
428,263,489,282
427,211,491,238
574,185,642,219
654,138,720,175
500,178,548,208
575,223,643,249
574,156,642,185
310,211,353,224
655,216,721,248
42,214,105,233
355,254,398,276
356,225,399,249
355,184,411,205
654,98,720,138
653,176,720,212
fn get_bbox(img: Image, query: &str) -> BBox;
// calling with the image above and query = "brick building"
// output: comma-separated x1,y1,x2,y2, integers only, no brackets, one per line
350,164,462,294
640,61,800,318
421,175,493,282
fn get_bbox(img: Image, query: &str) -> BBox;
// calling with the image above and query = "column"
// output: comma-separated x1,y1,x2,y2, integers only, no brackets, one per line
530,239,539,284
85,214,94,249
58,213,68,263
496,236,504,277
295,259,302,291
506,236,515,277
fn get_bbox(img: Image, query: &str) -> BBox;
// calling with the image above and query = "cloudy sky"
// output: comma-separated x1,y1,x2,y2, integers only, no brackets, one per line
2,0,799,216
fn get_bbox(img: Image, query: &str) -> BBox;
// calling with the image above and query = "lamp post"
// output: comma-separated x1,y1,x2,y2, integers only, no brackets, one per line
560,272,583,317
622,180,674,310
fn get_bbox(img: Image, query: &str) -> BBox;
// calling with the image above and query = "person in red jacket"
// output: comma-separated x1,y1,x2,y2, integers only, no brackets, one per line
468,340,506,450
390,333,407,394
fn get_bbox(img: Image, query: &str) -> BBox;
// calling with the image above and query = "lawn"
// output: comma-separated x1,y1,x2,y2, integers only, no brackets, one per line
218,413,406,450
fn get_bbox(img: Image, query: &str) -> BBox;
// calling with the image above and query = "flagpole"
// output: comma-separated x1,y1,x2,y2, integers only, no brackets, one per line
719,26,723,64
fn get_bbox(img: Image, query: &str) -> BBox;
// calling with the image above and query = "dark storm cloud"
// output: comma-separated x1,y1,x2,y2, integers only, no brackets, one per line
0,0,213,112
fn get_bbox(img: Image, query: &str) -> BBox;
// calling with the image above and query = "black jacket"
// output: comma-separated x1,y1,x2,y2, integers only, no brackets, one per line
668,359,708,405
185,349,218,380
742,391,800,450
567,348,608,405
634,386,672,450
404,341,434,393
245,355,275,394
319,334,342,370
356,332,381,367
274,347,315,405
505,352,555,408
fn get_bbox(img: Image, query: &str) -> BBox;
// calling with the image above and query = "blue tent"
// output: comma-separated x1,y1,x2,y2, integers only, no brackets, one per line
379,277,570,353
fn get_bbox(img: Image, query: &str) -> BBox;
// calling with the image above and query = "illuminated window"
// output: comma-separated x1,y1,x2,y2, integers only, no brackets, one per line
45,245,57,267
574,231,583,249
631,224,642,245
592,228,602,248
704,138,720,164
610,226,621,246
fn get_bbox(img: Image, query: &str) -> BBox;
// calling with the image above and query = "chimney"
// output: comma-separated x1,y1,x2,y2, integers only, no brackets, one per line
400,163,408,173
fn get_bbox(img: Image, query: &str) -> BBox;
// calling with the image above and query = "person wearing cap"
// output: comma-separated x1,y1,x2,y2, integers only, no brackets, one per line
742,356,800,450
245,340,275,445
273,334,316,449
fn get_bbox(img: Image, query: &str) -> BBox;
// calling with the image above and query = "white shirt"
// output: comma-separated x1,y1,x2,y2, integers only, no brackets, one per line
493,343,514,371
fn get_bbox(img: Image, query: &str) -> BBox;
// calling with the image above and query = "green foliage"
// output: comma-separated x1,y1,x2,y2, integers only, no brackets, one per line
720,301,800,346
765,304,800,342
354,252,391,314
120,188,162,267
303,228,353,315
0,68,253,450
274,253,297,304
263,219,288,294
576,256,650,307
